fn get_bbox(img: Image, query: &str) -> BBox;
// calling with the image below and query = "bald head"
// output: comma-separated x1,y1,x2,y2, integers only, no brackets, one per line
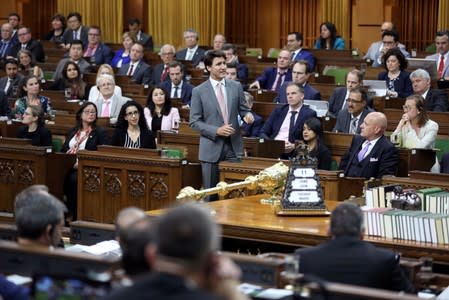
360,112,387,140
381,22,394,32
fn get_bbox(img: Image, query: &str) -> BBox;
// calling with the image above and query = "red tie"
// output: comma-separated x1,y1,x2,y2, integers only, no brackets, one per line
160,65,169,82
438,55,445,79
127,64,134,76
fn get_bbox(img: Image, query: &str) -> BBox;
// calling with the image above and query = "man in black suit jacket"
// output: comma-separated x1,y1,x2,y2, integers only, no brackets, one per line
260,82,317,158
0,59,23,97
223,43,248,84
175,29,206,66
160,61,193,106
295,202,415,298
339,112,398,179
9,26,45,62
61,12,89,48
118,43,152,85
410,68,449,111
83,26,113,65
128,17,153,51
333,87,374,134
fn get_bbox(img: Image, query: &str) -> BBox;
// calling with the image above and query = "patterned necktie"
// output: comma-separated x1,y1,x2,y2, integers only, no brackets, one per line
186,49,194,60
288,111,298,143
438,55,445,79
102,100,111,117
161,65,169,82
0,42,6,57
215,82,228,124
357,142,371,161
349,117,358,134
127,64,134,76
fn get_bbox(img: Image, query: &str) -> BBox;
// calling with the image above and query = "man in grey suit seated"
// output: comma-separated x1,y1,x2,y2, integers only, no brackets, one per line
425,30,449,80
53,40,91,81
364,22,407,63
333,87,374,134
175,28,206,66
118,42,152,86
371,30,410,68
190,50,254,201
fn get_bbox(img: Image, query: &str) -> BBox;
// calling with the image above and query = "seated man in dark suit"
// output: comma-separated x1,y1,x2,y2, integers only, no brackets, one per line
274,60,321,103
0,23,15,60
286,31,315,71
223,43,248,84
333,87,373,134
118,42,152,86
0,59,23,97
60,12,89,49
160,61,193,107
175,28,206,66
152,44,175,85
9,26,45,62
127,17,153,51
241,92,263,137
295,202,415,297
328,69,371,118
410,68,448,112
260,82,316,158
339,112,398,179
249,49,292,93
83,26,113,65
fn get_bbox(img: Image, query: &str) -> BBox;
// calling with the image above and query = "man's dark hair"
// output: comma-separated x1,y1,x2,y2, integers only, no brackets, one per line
330,203,364,237
204,50,226,68
15,185,67,240
155,203,220,268
288,31,303,42
8,12,20,21
127,17,140,26
436,30,449,39
222,43,236,53
349,86,368,103
120,217,154,276
4,58,18,69
168,60,184,72
293,59,311,74
226,62,238,69
382,30,399,42
67,12,82,23
70,39,85,50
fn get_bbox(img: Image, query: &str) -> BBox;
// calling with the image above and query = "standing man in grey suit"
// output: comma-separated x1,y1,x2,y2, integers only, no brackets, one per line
190,50,254,201
176,29,206,66
426,30,449,80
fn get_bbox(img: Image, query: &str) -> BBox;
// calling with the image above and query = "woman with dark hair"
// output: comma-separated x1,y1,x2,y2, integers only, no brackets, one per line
44,13,66,45
61,102,109,220
16,104,52,146
143,86,180,134
48,61,90,100
17,49,44,79
302,117,332,170
111,100,156,149
377,48,413,98
14,75,51,119
314,22,345,50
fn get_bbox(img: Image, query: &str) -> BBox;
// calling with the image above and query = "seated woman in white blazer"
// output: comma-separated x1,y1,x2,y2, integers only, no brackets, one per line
144,86,180,133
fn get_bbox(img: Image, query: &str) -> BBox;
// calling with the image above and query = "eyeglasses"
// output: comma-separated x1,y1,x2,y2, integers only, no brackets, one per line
83,110,96,115
126,111,139,117
161,52,174,56
18,32,29,36
347,98,362,103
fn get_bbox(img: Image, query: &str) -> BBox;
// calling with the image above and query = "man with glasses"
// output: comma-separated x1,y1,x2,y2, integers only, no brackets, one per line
333,87,373,134
410,68,448,111
371,30,409,67
364,22,407,63
83,26,112,65
176,28,206,66
61,12,88,48
9,26,45,62
152,44,175,85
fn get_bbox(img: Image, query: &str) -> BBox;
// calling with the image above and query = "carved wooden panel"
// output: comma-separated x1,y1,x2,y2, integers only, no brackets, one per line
0,160,14,184
82,167,101,193
128,172,146,198
104,169,122,196
17,161,34,185
148,173,168,209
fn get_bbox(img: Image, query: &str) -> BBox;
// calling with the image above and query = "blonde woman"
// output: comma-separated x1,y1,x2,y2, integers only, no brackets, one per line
88,64,122,101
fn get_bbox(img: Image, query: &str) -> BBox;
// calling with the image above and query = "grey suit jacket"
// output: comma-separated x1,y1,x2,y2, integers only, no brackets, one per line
53,58,92,81
426,53,449,78
118,61,152,85
333,107,374,133
189,79,250,163
89,94,130,124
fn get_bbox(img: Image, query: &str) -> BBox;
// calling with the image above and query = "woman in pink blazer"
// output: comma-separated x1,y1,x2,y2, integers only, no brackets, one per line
144,86,180,133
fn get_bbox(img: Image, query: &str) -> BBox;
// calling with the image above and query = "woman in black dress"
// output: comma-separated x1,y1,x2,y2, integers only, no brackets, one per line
302,117,332,170
16,104,52,146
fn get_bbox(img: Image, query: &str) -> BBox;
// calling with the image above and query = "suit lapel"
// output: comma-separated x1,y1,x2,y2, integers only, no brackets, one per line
206,81,224,123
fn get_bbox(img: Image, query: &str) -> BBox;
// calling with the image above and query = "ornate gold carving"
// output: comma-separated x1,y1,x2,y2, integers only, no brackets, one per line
149,174,168,199
0,159,14,183
128,172,145,197
104,169,121,195
83,167,100,192
17,160,34,185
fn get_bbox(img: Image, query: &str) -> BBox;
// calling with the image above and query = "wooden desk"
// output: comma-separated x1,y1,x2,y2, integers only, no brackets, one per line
77,145,202,223
147,195,449,264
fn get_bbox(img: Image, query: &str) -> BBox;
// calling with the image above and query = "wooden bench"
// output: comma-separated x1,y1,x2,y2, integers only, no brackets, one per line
70,220,116,246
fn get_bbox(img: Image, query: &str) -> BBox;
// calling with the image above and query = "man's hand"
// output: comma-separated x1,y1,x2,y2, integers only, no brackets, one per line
217,124,235,137
248,81,260,89
285,141,295,153
243,112,254,124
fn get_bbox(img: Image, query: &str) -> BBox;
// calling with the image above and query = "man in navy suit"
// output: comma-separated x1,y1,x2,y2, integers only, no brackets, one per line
61,12,89,49
286,31,316,71
175,29,206,66
249,49,292,92
7,13,20,46
296,202,415,297
260,82,317,158
223,43,248,84
118,43,152,85
240,92,263,137
83,26,113,65
127,18,153,52
9,26,45,62
339,112,398,179
274,60,321,103
0,23,14,59
160,61,193,106
333,87,374,134
152,44,175,85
